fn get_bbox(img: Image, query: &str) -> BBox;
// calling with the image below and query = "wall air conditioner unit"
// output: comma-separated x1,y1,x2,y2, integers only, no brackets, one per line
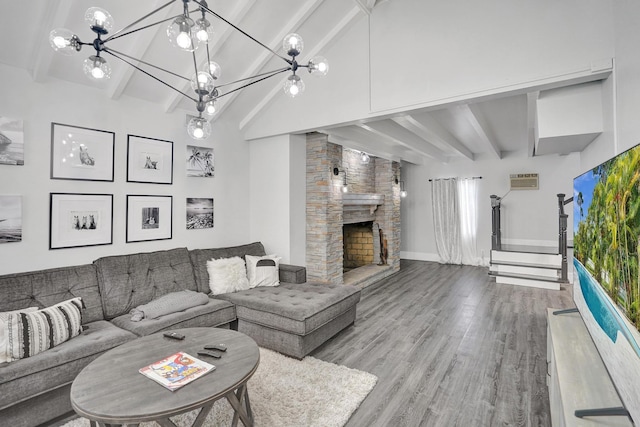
510,173,539,190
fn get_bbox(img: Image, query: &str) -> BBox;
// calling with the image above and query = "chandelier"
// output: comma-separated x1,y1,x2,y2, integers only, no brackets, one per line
48,0,329,140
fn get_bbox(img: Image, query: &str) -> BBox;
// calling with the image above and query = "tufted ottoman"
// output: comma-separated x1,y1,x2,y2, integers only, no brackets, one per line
215,283,361,359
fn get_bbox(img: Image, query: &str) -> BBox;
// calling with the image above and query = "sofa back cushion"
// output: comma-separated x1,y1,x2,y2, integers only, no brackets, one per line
0,264,104,323
94,248,197,319
189,242,266,293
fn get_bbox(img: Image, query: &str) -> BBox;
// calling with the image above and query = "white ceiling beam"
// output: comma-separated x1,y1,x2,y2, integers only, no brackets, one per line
108,0,172,100
323,126,425,164
362,120,449,163
208,0,325,119
394,114,474,161
239,5,361,131
527,91,539,157
164,0,257,113
456,104,502,159
31,0,74,83
353,0,376,15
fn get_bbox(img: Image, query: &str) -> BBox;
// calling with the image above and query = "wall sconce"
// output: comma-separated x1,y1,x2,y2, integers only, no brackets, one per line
395,177,408,198
360,151,370,164
333,167,348,193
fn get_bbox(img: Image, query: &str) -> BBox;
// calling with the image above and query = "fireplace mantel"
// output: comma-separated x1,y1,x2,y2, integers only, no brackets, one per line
343,193,385,216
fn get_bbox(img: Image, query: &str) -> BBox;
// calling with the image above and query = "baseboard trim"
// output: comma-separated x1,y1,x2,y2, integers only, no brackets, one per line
400,251,439,262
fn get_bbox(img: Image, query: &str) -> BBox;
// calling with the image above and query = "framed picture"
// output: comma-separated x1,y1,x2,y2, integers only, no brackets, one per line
126,195,173,242
186,198,214,229
0,195,22,243
127,135,173,184
186,145,214,177
50,123,115,181
0,117,24,166
49,193,113,249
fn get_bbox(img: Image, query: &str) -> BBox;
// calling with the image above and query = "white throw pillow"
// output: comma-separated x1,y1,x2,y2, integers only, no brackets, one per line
0,307,38,363
4,298,83,362
207,256,250,295
246,254,281,288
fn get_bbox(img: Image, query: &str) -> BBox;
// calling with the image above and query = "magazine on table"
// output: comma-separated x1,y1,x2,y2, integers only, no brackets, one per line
139,351,215,391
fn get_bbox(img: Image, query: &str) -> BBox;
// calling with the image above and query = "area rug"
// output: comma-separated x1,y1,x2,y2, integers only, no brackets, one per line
61,348,377,427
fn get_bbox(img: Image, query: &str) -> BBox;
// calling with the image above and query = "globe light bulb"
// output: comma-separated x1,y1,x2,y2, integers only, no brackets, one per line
82,56,111,80
167,16,196,51
190,72,215,95
84,7,114,33
204,100,216,117
283,33,303,57
401,190,408,198
342,184,348,193
187,116,211,140
195,17,213,44
308,56,329,77
208,61,221,80
283,74,305,98
49,29,80,55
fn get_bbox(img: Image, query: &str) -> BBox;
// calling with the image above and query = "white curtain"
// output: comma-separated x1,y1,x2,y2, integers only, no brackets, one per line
430,178,462,264
457,178,479,265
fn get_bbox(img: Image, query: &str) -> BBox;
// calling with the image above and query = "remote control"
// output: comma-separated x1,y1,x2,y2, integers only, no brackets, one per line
204,344,227,352
197,350,221,358
163,332,185,340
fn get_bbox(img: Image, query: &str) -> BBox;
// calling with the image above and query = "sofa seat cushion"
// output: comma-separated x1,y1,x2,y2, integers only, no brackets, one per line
215,283,361,335
111,298,236,337
0,320,135,410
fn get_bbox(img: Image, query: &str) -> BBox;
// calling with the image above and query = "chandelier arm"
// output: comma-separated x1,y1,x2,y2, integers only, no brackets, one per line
104,0,178,42
216,68,291,99
107,14,183,42
106,47,190,82
215,67,291,89
104,49,198,102
192,0,290,63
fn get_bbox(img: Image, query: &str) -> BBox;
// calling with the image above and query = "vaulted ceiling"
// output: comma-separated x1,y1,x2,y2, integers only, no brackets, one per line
0,0,610,165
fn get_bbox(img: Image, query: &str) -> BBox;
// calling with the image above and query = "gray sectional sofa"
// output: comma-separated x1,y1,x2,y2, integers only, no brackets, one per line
0,242,360,427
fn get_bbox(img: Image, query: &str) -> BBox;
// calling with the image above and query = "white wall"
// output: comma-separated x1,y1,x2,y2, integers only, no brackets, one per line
248,134,306,265
243,0,614,141
0,63,251,275
400,152,579,264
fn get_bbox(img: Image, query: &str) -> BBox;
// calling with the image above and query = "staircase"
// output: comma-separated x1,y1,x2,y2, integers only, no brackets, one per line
489,245,563,290
488,194,570,291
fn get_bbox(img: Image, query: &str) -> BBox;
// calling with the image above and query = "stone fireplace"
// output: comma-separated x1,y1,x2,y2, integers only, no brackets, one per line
306,133,401,285
343,222,374,272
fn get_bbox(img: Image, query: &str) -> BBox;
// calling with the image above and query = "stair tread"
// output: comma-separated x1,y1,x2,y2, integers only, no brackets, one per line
493,244,560,255
493,271,566,283
490,260,561,269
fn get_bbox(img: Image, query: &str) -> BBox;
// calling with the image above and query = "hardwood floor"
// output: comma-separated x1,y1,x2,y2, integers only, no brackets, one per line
311,259,575,427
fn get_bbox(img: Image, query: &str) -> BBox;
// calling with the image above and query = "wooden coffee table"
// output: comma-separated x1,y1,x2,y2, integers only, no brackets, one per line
70,327,260,427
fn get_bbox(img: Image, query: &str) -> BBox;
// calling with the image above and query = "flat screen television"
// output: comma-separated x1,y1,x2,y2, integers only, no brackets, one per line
573,143,640,424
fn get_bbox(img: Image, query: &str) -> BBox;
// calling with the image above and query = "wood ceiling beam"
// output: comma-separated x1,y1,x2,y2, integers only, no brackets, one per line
239,5,361,131
456,104,502,159
362,120,448,163
394,114,474,161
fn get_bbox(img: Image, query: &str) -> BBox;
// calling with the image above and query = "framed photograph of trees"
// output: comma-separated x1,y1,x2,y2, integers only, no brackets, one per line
186,145,214,177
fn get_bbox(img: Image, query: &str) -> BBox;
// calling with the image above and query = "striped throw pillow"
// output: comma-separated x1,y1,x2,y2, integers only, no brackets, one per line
5,297,83,362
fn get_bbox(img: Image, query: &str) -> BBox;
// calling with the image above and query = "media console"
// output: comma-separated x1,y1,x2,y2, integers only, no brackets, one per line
546,308,632,427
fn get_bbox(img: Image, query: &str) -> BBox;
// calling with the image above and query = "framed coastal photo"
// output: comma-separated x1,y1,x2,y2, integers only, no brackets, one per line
126,195,172,242
50,123,115,181
0,195,22,243
127,135,173,184
0,117,24,166
49,193,113,249
186,198,213,229
186,145,214,177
